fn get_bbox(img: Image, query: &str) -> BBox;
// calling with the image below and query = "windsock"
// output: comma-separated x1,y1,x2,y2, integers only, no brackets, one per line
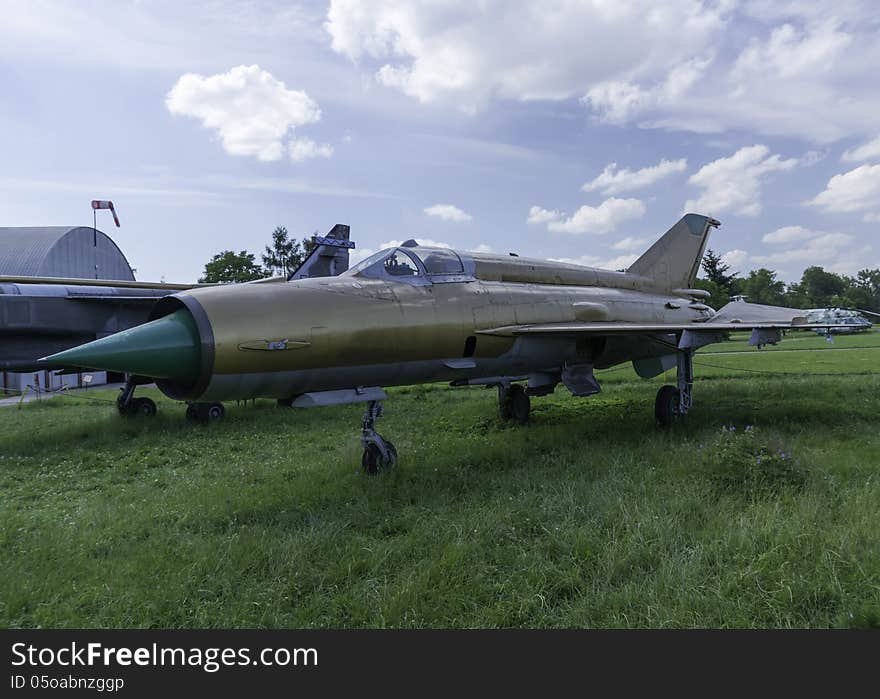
91,200,120,227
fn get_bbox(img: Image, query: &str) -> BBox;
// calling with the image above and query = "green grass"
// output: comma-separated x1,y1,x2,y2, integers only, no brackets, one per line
1,331,879,628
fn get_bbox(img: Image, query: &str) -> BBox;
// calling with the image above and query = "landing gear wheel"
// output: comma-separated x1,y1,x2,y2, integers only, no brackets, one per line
185,402,225,422
655,385,679,427
361,440,397,476
131,397,157,417
360,400,397,474
205,402,225,421
499,384,530,424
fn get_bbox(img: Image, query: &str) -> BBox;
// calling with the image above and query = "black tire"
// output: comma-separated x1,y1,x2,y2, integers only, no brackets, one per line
185,403,201,422
384,441,398,470
500,384,530,424
655,385,679,426
362,443,381,476
361,441,397,475
132,397,157,417
499,390,513,420
206,403,225,421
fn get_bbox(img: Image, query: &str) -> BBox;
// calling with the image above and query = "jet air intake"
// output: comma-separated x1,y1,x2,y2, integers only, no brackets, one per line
41,295,214,400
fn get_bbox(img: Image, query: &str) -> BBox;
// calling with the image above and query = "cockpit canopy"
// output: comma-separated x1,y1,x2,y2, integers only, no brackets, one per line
345,246,472,284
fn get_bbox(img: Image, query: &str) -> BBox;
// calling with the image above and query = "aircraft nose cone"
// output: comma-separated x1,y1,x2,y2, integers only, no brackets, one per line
41,309,201,380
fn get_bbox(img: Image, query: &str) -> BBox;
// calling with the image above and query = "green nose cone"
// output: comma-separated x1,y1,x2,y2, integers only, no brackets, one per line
42,309,201,380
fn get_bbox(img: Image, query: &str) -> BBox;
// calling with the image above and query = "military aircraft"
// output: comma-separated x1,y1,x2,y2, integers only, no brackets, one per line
43,213,845,474
805,307,874,334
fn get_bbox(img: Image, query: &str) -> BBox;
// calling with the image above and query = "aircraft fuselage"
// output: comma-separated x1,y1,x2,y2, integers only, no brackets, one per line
153,270,710,402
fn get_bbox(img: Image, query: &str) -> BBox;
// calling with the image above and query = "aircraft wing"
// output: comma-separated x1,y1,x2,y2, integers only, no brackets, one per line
477,321,845,337
0,275,204,290
476,302,851,338
64,295,166,304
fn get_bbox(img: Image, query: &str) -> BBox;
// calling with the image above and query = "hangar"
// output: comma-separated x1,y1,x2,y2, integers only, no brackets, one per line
0,226,136,281
0,226,143,396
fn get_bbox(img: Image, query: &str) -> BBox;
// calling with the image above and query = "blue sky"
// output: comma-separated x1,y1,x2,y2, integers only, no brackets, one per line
1,0,878,282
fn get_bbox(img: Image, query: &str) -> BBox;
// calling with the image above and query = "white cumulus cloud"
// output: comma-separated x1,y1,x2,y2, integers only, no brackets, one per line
424,204,472,222
526,206,562,225
761,225,823,244
842,136,880,163
807,164,880,217
611,236,649,252
749,223,874,277
582,159,687,195
325,0,725,112
546,198,646,235
584,57,712,126
684,145,800,216
325,3,880,142
589,17,879,142
288,138,334,162
721,249,749,270
752,232,855,266
166,65,328,162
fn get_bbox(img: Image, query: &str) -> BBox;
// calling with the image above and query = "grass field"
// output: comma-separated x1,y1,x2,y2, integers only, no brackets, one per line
1,330,878,628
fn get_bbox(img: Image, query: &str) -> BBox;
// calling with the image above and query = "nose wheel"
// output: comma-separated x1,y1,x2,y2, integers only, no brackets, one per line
116,376,157,418
361,400,397,475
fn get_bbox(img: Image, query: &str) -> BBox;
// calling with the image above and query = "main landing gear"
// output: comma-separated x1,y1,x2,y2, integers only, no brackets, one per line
116,376,156,417
186,402,226,423
498,383,531,424
361,400,397,475
655,349,694,427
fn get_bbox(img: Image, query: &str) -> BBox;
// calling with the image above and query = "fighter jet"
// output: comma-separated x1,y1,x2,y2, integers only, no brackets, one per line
43,214,845,474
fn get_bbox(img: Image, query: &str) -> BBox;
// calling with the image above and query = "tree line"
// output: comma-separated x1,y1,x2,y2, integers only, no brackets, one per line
198,226,317,283
696,249,880,312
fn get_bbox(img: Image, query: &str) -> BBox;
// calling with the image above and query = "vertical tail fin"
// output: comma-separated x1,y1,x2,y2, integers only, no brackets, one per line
627,213,719,291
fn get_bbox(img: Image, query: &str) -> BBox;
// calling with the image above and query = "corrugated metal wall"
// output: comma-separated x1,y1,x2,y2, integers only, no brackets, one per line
0,227,135,280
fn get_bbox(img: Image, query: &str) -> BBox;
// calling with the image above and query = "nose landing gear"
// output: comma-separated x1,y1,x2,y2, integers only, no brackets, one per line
361,400,397,475
116,376,157,417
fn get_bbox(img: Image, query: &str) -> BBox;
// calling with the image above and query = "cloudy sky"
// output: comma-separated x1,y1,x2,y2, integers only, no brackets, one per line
1,0,878,282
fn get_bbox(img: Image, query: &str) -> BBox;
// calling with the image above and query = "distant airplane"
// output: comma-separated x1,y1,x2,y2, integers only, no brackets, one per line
44,214,846,474
805,307,874,334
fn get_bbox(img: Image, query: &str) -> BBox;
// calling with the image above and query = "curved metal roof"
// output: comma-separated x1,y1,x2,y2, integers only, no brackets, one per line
0,227,135,280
